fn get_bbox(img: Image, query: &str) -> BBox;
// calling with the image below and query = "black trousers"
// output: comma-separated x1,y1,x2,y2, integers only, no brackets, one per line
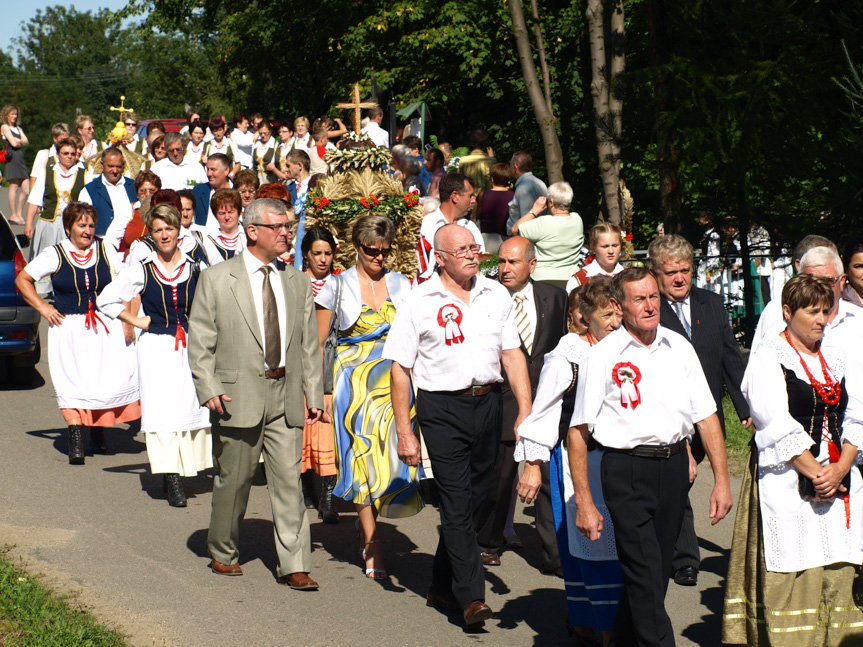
601,449,689,647
417,387,502,609
672,492,700,572
476,440,560,571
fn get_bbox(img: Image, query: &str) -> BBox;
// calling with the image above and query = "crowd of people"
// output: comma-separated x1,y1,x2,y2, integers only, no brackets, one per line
4,99,863,645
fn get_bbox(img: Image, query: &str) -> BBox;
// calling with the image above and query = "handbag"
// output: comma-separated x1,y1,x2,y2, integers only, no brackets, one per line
322,274,342,395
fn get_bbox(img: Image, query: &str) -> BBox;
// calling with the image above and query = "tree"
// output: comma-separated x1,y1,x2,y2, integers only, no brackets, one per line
586,0,626,225
506,0,564,183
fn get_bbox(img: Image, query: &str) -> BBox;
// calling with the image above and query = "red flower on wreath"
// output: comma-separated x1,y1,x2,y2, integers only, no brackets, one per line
625,232,633,242
360,194,379,209
403,193,419,207
312,196,330,209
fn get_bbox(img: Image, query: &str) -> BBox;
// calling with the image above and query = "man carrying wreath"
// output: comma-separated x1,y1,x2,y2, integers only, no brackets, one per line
568,267,733,647
383,223,532,627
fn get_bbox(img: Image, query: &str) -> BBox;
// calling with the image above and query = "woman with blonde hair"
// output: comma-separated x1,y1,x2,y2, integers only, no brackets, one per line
1,104,30,224
565,222,624,293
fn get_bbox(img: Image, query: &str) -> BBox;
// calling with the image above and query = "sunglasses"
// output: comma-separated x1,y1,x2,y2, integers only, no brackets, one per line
359,244,392,258
125,122,137,127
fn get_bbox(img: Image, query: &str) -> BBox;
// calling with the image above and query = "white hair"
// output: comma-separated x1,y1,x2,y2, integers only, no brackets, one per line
799,246,843,275
546,181,573,211
422,197,440,215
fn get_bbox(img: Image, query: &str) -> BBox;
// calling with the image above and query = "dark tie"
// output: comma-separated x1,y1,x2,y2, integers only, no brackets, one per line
260,266,281,368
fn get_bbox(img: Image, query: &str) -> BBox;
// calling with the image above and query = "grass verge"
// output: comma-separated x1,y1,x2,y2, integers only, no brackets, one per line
723,394,753,477
0,546,129,647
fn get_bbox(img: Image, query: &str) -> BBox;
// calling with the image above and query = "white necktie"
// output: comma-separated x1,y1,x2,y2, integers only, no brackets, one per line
674,301,691,338
514,293,534,354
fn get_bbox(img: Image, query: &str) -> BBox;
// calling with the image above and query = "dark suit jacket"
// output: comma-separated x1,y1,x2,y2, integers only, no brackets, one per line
192,182,216,227
660,286,750,461
501,280,568,442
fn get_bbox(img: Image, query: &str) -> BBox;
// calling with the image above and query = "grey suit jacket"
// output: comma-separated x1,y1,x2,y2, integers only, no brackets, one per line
188,251,324,429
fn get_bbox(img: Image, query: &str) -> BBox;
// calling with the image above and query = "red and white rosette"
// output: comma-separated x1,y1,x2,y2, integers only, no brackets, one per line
612,362,642,409
437,304,465,346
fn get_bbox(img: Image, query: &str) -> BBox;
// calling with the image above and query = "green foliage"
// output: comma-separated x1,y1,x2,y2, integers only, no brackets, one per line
0,548,129,646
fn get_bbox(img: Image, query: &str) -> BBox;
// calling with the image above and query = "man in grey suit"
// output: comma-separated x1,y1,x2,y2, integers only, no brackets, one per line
189,198,324,590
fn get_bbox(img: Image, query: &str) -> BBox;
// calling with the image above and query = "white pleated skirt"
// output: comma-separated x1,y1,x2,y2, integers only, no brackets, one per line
137,332,212,475
48,313,139,410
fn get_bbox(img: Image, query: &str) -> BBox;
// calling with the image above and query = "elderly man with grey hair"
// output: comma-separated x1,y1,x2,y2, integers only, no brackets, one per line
151,131,208,190
510,180,584,288
189,197,324,590
648,234,751,587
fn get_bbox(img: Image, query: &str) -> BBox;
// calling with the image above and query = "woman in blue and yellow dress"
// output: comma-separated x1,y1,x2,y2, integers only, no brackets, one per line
315,215,422,580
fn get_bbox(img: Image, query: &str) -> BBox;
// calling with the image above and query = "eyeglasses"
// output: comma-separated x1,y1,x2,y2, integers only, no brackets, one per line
166,147,184,154
441,245,481,258
359,244,392,258
82,126,95,131
255,223,293,232
821,275,843,286
125,122,137,127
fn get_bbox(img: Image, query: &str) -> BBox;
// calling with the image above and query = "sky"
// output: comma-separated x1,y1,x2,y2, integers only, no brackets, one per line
0,1,131,61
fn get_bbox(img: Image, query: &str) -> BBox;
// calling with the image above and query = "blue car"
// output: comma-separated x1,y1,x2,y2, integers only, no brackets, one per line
0,214,41,385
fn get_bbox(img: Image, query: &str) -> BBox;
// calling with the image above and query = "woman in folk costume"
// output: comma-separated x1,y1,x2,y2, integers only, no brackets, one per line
185,120,207,167
299,227,342,522
514,276,626,645
16,202,140,464
97,204,212,508
24,138,88,295
252,121,279,185
315,216,423,580
203,115,236,172
126,190,209,268
201,189,247,265
722,273,863,645
565,222,625,294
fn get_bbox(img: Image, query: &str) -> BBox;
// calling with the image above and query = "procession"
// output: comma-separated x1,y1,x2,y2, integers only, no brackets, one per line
2,89,862,647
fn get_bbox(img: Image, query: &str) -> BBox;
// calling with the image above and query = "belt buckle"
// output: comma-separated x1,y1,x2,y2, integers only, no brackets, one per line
470,385,482,396
659,444,671,459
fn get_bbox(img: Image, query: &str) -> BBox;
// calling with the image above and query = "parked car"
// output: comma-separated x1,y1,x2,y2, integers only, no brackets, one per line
134,118,188,141
0,214,41,385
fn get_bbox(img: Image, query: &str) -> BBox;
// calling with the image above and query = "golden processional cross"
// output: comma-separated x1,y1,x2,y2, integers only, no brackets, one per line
337,84,378,134
109,96,134,123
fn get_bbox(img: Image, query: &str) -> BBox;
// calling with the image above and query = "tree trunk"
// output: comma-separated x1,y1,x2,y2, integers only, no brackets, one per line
507,0,564,184
647,0,682,235
586,0,621,224
529,0,553,112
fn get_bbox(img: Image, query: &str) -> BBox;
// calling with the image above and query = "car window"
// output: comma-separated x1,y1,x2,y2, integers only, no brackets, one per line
0,218,16,262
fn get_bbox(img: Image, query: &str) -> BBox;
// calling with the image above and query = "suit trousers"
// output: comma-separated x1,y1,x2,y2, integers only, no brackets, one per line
417,387,502,609
476,441,560,571
601,449,689,647
672,492,701,572
207,376,310,577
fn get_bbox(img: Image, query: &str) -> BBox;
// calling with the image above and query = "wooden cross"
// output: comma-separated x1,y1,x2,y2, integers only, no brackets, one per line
109,96,134,122
337,84,378,133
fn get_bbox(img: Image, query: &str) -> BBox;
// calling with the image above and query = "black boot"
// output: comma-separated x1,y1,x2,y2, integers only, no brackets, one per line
164,473,187,507
318,475,340,524
90,427,107,455
301,470,317,510
68,425,85,465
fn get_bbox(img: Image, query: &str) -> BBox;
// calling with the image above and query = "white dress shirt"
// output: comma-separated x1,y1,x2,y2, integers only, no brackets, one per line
665,294,691,338
79,175,136,251
361,121,390,148
572,325,716,449
151,157,208,191
230,129,254,168
382,271,520,391
242,250,287,369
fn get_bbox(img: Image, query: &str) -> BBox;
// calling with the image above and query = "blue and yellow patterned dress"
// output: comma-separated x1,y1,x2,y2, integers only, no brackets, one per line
332,298,424,517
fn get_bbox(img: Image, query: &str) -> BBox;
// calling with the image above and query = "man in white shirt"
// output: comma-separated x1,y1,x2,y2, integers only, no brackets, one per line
416,172,485,282
151,132,208,191
79,148,138,250
360,106,389,148
384,224,531,627
192,154,233,230
229,113,254,169
570,267,732,647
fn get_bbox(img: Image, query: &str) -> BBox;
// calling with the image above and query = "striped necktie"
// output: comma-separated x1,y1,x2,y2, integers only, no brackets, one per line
674,301,691,338
514,292,534,354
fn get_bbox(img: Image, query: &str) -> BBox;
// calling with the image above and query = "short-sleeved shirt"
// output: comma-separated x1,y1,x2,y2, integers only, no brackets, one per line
382,271,521,392
416,208,485,281
571,325,716,448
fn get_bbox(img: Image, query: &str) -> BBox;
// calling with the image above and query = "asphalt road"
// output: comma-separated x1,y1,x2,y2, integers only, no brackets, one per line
0,191,740,646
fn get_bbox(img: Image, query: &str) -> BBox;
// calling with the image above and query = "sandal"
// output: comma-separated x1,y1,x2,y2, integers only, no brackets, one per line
355,518,388,580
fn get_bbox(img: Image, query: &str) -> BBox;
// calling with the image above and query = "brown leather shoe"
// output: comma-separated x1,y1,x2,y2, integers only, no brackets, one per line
426,590,461,614
277,572,319,590
480,551,501,566
210,559,243,576
463,600,493,625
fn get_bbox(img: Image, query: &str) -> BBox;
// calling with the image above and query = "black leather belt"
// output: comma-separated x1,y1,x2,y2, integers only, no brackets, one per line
265,368,285,379
599,438,688,459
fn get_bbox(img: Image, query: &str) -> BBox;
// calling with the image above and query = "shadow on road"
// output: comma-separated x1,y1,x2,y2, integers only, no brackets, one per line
680,538,731,645
0,362,46,390
26,424,146,460
495,586,571,644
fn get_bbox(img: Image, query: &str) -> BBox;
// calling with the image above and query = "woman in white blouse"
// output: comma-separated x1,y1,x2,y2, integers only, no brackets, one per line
722,273,863,644
514,276,624,645
565,222,625,294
